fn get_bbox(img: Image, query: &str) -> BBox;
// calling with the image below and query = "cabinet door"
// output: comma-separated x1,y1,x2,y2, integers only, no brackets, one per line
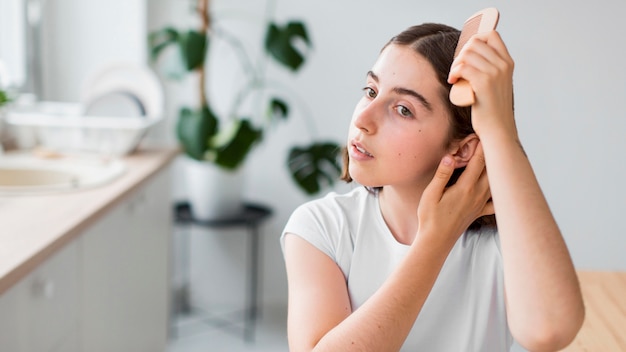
0,276,24,351
80,167,171,352
0,240,79,352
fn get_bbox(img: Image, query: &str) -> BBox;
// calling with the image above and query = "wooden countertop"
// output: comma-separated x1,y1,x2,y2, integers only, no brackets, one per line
0,147,179,295
560,271,626,351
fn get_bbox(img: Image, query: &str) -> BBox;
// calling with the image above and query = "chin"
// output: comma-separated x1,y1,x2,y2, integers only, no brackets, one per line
350,173,383,189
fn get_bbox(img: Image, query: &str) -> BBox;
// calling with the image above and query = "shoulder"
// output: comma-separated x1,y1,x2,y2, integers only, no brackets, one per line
282,187,374,260
306,186,372,207
289,187,372,222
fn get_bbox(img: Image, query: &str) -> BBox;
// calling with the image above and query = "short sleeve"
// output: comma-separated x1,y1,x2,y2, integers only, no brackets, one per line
280,198,341,262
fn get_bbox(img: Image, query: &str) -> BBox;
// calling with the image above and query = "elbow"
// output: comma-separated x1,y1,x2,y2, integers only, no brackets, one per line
513,305,585,352
515,331,575,352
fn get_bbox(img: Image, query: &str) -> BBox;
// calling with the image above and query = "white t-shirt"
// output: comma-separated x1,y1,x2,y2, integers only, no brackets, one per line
282,187,513,351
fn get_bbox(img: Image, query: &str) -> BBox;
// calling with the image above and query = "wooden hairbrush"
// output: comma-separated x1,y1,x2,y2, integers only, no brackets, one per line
450,7,500,107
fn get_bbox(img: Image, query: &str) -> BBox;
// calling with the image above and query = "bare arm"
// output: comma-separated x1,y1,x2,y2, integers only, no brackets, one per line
284,231,452,352
284,153,494,351
449,30,585,351
483,131,584,351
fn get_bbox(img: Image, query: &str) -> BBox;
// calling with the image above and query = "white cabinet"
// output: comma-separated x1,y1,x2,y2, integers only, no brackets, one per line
80,167,171,351
0,241,80,352
0,284,21,351
0,166,172,352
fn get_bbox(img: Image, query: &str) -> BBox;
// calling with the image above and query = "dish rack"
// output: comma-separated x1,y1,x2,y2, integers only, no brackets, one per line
5,63,164,156
6,101,160,156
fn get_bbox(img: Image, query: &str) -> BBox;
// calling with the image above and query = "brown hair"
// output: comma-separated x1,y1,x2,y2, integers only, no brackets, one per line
341,23,495,228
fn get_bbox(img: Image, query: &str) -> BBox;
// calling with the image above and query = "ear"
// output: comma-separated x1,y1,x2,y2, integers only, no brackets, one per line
448,134,479,168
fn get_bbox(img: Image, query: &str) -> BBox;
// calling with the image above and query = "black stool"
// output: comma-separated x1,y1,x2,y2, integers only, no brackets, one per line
173,202,272,342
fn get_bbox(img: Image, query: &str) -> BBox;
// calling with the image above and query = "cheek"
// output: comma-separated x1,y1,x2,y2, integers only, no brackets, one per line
393,130,448,167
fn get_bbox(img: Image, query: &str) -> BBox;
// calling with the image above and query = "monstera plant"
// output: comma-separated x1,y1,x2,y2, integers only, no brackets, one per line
149,0,340,194
0,89,8,107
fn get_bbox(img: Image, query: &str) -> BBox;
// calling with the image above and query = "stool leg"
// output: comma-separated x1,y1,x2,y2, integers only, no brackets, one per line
171,222,191,339
181,223,192,314
245,224,260,342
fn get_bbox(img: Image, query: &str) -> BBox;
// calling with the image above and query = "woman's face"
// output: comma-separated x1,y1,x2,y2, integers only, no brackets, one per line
347,44,453,190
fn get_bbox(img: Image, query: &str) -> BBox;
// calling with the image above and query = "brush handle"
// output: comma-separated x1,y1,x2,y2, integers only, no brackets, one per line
449,7,499,108
450,79,474,107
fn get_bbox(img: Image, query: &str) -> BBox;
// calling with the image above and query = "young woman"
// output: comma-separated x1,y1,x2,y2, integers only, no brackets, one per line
281,23,584,351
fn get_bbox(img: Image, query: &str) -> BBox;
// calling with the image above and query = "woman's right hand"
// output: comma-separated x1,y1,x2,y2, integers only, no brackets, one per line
416,142,493,247
448,31,517,142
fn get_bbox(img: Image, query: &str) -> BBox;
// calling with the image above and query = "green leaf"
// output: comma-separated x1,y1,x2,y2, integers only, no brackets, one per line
265,21,312,71
288,142,341,194
176,105,219,160
269,98,289,121
212,119,263,170
178,30,208,71
148,27,180,62
0,89,9,106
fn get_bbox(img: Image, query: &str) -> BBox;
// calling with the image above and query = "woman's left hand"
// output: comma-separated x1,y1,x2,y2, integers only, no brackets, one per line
447,31,517,141
417,142,493,247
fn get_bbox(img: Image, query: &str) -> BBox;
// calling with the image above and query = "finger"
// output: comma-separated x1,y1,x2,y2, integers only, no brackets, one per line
465,31,512,66
457,142,486,185
454,46,499,78
475,165,491,197
480,31,514,67
447,64,463,84
472,168,493,217
449,57,494,89
422,155,455,203
448,31,512,84
480,200,495,217
448,37,490,84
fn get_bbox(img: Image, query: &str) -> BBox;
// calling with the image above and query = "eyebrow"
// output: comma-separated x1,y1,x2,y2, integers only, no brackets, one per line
367,71,433,112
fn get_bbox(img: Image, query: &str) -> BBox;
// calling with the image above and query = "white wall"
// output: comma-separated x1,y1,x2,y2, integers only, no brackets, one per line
40,0,147,101
0,0,26,87
176,0,626,310
38,0,626,319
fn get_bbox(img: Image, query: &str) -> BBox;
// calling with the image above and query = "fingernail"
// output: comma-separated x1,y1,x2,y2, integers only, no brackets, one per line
443,156,453,166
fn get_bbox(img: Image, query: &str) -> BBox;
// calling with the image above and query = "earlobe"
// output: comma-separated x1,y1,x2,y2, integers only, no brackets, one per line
451,134,479,168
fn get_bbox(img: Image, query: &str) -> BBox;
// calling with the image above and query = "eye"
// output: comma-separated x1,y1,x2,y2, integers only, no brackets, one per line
363,87,377,99
395,105,413,118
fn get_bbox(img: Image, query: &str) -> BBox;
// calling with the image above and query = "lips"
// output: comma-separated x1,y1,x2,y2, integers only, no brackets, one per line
350,140,374,159
355,144,373,157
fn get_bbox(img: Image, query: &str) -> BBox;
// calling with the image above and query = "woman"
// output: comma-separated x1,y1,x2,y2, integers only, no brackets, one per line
282,23,584,351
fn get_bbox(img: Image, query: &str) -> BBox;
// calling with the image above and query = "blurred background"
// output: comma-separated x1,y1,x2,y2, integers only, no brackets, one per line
1,0,624,351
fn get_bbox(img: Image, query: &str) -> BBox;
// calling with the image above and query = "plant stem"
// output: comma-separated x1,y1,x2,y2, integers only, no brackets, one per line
265,79,319,137
197,0,210,107
251,0,276,117
215,27,258,119
226,0,275,122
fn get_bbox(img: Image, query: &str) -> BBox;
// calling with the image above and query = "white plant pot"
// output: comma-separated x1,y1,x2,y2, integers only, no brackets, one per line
182,156,244,221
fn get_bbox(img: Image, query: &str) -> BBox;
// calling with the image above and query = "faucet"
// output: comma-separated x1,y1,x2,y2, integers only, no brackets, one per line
24,0,48,100
0,84,7,155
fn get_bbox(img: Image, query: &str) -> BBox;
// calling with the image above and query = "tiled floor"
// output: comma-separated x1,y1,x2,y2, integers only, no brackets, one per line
167,304,289,352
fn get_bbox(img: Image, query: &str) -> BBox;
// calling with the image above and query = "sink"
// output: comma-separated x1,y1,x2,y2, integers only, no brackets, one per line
0,152,125,195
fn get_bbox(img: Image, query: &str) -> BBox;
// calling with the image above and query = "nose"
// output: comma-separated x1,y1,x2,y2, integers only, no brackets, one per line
353,99,379,134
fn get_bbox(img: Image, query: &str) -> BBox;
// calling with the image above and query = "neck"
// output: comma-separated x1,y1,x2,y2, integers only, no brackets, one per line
378,184,426,245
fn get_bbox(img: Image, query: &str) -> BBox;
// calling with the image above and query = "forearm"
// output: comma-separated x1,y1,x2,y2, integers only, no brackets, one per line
313,236,453,352
481,132,584,348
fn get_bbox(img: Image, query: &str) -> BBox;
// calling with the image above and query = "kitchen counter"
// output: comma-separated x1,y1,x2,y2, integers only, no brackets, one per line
561,271,626,351
0,146,179,295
